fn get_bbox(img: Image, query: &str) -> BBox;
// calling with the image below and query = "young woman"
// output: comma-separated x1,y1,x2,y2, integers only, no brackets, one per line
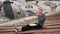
36,8,46,28
21,8,46,31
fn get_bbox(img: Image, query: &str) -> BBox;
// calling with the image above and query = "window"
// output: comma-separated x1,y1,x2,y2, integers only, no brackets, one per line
25,4,33,9
28,4,30,8
31,6,33,8
12,0,17,1
25,0,36,2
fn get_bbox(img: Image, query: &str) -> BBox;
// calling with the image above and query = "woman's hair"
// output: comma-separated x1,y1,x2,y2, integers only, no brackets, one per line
38,8,43,11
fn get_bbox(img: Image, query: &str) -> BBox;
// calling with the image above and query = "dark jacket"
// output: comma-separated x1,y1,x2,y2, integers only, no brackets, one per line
37,13,46,26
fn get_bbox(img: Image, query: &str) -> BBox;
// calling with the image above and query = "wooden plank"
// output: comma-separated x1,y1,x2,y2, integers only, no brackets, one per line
18,29,60,34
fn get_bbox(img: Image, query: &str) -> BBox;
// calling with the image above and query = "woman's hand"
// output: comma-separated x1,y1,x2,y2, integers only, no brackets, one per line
36,9,42,15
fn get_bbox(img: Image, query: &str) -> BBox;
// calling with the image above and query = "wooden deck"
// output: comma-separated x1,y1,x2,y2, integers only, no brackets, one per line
0,13,60,34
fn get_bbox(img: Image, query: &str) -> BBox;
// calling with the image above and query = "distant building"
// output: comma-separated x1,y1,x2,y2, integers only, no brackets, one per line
22,0,60,1
22,2,40,10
